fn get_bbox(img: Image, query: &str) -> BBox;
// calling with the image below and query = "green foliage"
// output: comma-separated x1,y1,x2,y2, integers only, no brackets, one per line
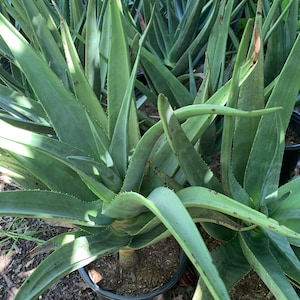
0,1,300,299
0,1,233,298
156,1,300,298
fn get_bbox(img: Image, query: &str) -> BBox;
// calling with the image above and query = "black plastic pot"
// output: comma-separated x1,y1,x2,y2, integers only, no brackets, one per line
79,250,187,300
280,110,300,185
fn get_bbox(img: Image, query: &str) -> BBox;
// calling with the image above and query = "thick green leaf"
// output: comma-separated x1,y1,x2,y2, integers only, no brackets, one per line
31,231,88,255
245,32,300,206
0,121,99,198
108,0,135,137
58,8,108,133
152,45,260,196
123,96,281,193
98,3,110,99
0,113,53,135
220,18,254,197
151,2,172,57
197,236,251,299
177,186,300,239
267,234,300,287
67,156,122,193
109,10,155,178
108,0,140,177
264,229,300,283
0,12,103,160
0,120,117,200
85,0,101,98
0,154,46,189
172,0,220,76
168,0,205,63
269,177,300,234
240,231,299,299
0,84,49,124
263,0,297,46
0,190,113,227
232,1,264,183
158,94,222,191
6,1,33,43
205,0,235,92
144,1,168,56
14,231,130,300
129,223,170,250
21,0,71,89
140,47,194,107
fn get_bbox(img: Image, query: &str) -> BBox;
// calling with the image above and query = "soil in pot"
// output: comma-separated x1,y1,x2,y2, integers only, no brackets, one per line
280,111,300,184
86,237,182,297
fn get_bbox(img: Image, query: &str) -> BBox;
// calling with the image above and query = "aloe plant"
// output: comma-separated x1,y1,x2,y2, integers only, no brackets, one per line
0,1,238,299
120,0,221,106
128,1,218,74
0,1,300,299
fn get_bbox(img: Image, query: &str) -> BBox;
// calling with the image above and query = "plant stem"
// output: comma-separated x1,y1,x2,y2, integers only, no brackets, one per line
119,249,139,269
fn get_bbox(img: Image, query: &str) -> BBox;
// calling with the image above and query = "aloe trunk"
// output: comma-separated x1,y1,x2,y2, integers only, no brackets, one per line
118,249,140,269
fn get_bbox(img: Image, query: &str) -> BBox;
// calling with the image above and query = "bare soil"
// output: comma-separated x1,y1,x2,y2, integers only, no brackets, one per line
87,237,182,296
285,127,300,145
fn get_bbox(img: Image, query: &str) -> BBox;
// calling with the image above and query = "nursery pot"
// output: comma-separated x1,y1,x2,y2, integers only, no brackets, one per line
79,250,187,300
280,110,300,184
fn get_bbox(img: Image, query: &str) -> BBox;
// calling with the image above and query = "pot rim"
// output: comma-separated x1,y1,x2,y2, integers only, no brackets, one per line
285,110,300,150
79,250,187,300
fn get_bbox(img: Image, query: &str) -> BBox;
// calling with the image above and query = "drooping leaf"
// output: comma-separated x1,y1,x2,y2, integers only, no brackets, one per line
14,231,130,300
177,186,300,239
0,190,113,227
103,187,230,300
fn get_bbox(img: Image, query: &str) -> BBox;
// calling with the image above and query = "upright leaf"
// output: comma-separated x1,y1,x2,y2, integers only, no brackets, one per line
0,13,103,160
232,0,264,184
245,32,300,206
204,0,235,92
108,0,140,177
158,94,222,191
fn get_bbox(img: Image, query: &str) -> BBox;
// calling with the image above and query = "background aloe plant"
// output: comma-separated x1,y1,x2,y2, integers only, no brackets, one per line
1,1,300,299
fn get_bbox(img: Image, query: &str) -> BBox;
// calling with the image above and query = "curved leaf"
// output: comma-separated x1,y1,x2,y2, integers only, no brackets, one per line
0,120,117,200
14,231,130,300
264,229,300,284
177,186,300,239
56,3,108,132
103,187,230,299
124,97,281,193
0,190,113,227
21,0,71,89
